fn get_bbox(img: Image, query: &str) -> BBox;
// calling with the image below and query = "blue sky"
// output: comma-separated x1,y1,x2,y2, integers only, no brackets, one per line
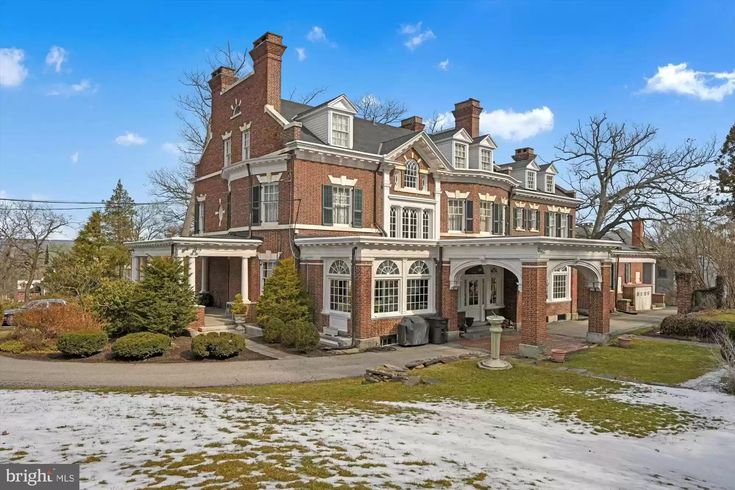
1,0,734,235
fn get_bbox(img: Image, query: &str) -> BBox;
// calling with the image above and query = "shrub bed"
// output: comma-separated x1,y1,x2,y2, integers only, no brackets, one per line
263,317,285,344
0,340,25,354
191,332,246,359
14,303,103,339
57,332,109,357
660,314,735,342
112,332,171,360
281,319,320,353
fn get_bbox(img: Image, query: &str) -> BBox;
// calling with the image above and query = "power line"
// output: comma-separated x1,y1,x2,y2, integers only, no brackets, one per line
0,197,171,206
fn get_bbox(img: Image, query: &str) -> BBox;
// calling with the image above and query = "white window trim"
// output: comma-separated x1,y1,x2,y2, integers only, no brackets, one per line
454,142,468,169
458,266,505,312
525,170,537,190
331,185,353,227
260,259,278,294
323,259,352,315
480,149,493,171
241,129,250,161
548,267,571,303
260,182,279,225
371,259,435,319
223,137,232,167
329,111,353,149
448,199,466,233
545,174,555,193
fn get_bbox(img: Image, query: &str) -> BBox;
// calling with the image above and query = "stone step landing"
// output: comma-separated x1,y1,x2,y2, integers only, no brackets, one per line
320,333,352,349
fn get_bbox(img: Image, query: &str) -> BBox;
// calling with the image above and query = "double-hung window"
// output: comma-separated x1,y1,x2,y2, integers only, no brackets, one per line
480,202,492,233
404,161,418,189
260,260,277,293
374,260,400,314
402,208,418,239
422,210,432,239
491,203,506,235
406,261,431,312
333,186,351,225
261,183,279,224
242,130,250,160
545,174,555,193
327,260,351,313
448,199,465,232
454,143,467,168
331,113,350,147
525,170,536,190
545,212,572,237
323,185,362,227
389,208,397,237
551,267,569,300
195,201,205,234
223,137,232,166
481,149,493,171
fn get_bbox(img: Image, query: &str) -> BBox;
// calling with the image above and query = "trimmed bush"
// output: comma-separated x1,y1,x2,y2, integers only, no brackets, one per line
256,258,312,327
281,319,320,353
112,332,171,360
263,317,285,344
191,332,246,359
0,340,25,354
660,314,735,342
57,332,108,357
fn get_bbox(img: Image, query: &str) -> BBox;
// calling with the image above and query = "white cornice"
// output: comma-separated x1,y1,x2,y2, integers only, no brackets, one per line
265,104,289,128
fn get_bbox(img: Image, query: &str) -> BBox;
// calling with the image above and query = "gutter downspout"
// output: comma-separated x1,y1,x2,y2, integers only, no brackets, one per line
437,246,443,318
351,246,358,347
373,161,387,236
245,162,253,239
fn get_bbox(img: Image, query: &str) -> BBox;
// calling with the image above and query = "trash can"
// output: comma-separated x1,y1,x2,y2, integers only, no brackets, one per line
428,316,449,344
397,315,430,346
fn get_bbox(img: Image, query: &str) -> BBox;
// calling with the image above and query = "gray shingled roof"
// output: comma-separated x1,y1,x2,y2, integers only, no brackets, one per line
280,98,415,153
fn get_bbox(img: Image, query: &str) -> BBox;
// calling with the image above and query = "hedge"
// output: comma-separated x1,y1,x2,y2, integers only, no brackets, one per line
112,332,171,360
660,314,735,342
263,317,286,344
57,332,108,357
191,332,246,359
281,319,320,353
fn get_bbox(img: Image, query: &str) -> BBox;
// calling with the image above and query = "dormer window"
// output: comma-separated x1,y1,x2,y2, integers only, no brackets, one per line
454,143,467,168
525,170,536,190
405,160,418,189
481,149,493,171
545,174,555,193
331,113,350,147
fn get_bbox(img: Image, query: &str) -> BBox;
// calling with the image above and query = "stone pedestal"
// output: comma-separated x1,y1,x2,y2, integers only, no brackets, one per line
478,314,512,371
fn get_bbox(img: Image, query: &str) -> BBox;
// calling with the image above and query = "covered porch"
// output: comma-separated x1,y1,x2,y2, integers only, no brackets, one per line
126,236,262,310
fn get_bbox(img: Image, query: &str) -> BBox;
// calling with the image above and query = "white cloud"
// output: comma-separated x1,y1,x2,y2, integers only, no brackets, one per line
115,132,146,146
428,106,554,141
400,22,435,51
70,151,79,163
0,48,29,87
643,63,735,102
437,59,450,71
46,79,95,96
45,46,68,72
161,142,181,155
296,47,307,61
307,26,327,43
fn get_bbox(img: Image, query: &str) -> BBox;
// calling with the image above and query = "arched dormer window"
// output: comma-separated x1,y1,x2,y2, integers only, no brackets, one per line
404,160,418,189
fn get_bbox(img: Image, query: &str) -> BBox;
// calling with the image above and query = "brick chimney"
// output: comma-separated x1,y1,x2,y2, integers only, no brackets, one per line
452,99,482,138
208,66,237,94
512,147,535,161
631,218,645,248
249,32,286,111
401,116,425,132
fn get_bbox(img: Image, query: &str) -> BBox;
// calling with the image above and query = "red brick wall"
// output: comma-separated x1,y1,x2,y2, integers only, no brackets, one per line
589,263,612,334
675,271,693,314
502,268,520,325
521,262,547,345
440,263,459,331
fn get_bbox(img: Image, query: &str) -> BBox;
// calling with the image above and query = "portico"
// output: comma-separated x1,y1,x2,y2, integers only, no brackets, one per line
126,236,261,307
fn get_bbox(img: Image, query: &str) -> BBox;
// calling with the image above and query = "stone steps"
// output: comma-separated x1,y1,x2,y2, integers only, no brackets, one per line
320,333,352,348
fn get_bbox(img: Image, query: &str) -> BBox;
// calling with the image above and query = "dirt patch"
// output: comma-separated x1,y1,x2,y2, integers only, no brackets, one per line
0,336,274,363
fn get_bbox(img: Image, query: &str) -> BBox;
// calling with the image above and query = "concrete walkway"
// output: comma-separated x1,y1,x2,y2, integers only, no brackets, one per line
548,307,676,339
0,343,472,389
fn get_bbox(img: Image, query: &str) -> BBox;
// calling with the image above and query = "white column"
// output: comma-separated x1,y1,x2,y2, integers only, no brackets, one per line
241,256,249,302
201,257,209,292
131,256,140,281
188,256,196,291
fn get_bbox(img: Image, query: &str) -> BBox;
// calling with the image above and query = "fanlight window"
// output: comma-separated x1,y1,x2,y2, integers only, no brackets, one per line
376,260,400,275
329,260,350,276
408,260,430,276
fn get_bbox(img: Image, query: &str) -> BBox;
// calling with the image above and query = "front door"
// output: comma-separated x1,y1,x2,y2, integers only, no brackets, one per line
464,277,485,323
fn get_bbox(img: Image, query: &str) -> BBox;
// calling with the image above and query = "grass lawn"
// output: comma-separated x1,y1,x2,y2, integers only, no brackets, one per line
699,309,735,323
563,338,719,385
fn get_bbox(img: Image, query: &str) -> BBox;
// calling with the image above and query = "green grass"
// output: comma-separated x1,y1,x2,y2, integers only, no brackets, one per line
563,338,719,385
208,359,701,437
699,309,735,323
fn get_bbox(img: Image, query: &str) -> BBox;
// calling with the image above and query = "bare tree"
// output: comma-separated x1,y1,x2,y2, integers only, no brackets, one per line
287,86,327,105
555,114,717,239
355,94,407,124
0,203,69,299
149,42,250,233
424,110,450,133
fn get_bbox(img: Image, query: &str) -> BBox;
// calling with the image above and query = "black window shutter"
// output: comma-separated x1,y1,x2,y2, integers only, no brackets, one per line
492,203,499,234
352,188,363,228
194,202,200,234
226,191,232,229
544,211,550,236
522,209,528,230
251,185,261,226
555,213,562,237
568,214,574,238
322,185,333,225
465,199,474,233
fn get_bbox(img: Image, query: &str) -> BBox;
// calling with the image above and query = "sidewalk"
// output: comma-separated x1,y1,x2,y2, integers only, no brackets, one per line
0,343,472,389
548,307,675,339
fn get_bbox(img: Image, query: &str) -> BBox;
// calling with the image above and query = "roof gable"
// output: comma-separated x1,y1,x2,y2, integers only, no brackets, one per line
383,132,451,171
472,134,498,149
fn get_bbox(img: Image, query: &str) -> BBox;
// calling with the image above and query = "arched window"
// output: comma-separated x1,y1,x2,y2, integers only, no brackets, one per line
328,259,351,312
389,207,397,237
407,261,431,311
404,160,418,189
402,208,418,239
374,260,400,314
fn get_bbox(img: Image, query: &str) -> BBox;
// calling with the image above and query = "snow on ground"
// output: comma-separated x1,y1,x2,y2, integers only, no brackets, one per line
0,386,734,489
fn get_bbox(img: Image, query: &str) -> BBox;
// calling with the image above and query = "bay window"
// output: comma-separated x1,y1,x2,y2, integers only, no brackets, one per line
373,259,434,316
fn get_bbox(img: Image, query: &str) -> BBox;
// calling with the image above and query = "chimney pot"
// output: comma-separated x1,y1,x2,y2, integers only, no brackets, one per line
401,116,425,132
512,147,535,161
452,98,482,138
208,66,238,94
631,219,645,248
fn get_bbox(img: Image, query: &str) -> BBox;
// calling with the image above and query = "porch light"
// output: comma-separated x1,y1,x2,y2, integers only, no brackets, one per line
591,281,602,292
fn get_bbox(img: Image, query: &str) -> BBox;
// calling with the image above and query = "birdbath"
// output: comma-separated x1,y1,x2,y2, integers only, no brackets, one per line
478,314,512,370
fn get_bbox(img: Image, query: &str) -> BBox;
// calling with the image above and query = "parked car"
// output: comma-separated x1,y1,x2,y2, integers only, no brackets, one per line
2,299,67,326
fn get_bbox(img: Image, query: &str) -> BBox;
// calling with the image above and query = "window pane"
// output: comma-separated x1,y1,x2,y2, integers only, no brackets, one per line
422,210,431,239
406,278,429,311
330,278,351,312
332,186,351,224
405,161,418,189
480,202,492,232
262,183,278,223
481,149,492,171
448,199,464,231
454,143,467,168
390,207,397,237
374,279,399,313
332,114,350,147
402,208,418,239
